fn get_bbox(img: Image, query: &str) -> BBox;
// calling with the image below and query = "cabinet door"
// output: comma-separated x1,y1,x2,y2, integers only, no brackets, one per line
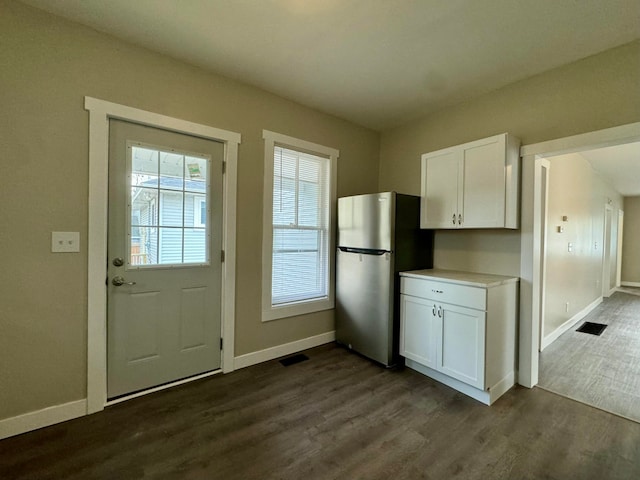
421,150,459,229
400,295,438,369
460,136,506,228
437,303,486,389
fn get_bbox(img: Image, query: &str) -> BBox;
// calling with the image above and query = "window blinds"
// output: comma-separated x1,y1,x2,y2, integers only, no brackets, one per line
271,145,330,306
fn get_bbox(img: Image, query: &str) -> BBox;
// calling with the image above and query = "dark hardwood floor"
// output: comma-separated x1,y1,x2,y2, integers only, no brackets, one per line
1,343,639,479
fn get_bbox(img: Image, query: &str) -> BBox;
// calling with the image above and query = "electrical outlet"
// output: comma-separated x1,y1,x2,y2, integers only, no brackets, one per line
567,242,574,253
51,232,80,253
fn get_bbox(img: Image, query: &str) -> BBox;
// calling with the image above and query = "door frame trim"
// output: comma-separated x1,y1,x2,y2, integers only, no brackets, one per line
85,97,240,414
518,121,640,388
602,203,614,297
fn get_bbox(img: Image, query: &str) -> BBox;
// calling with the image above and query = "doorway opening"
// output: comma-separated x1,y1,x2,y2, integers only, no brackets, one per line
520,121,640,422
519,121,640,389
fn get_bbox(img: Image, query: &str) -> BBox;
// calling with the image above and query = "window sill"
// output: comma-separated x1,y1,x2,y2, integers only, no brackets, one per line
262,297,334,322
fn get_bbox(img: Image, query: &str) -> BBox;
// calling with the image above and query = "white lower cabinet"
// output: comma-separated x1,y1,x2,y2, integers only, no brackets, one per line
400,295,439,369
438,303,485,390
399,269,518,405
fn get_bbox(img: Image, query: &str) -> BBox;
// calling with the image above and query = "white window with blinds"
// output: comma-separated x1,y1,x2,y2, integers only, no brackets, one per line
262,130,338,321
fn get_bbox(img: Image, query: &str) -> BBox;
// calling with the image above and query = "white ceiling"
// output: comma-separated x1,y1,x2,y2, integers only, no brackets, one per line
582,143,640,197
20,0,640,131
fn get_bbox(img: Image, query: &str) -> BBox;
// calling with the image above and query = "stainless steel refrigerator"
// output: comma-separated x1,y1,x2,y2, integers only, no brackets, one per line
336,192,433,366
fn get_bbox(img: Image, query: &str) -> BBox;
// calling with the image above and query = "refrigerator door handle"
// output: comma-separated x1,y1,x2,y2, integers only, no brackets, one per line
338,247,390,255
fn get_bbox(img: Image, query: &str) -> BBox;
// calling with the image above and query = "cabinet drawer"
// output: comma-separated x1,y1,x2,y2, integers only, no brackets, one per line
400,277,486,310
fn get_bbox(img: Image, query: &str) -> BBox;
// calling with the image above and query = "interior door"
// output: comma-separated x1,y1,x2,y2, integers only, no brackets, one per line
107,119,224,399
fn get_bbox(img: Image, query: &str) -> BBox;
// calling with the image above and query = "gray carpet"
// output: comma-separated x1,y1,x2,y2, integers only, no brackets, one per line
539,291,640,423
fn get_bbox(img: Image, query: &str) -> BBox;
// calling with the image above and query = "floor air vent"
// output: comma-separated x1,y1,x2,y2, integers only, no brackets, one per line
279,354,309,366
576,322,608,336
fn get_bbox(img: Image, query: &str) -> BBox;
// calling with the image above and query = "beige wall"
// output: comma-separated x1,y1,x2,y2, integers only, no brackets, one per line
379,40,640,277
0,0,379,420
622,196,640,284
543,153,622,339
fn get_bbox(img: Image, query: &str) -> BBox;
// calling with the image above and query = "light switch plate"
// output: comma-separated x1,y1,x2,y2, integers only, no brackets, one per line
52,231,80,253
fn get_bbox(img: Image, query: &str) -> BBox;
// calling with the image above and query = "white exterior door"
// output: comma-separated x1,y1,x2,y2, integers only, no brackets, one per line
107,119,224,398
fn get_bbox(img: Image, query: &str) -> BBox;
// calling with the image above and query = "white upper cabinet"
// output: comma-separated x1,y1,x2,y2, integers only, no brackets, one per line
420,133,521,229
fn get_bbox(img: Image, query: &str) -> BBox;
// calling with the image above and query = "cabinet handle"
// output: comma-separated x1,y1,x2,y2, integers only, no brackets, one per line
432,304,436,316
458,214,462,225
452,213,456,225
437,306,442,318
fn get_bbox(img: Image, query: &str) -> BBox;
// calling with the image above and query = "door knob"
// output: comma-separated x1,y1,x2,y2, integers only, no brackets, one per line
112,276,136,286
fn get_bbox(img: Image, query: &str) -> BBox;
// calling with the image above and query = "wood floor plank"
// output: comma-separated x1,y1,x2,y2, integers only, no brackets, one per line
539,291,640,422
1,343,640,479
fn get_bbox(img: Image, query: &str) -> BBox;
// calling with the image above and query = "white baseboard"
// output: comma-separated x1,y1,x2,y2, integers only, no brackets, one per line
0,399,87,440
541,297,602,350
0,332,336,440
621,281,640,288
234,331,335,370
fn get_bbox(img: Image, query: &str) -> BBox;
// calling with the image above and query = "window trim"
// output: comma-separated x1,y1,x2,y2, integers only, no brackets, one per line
262,130,338,322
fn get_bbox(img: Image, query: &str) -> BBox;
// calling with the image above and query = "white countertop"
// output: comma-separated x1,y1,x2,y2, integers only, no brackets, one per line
400,269,519,288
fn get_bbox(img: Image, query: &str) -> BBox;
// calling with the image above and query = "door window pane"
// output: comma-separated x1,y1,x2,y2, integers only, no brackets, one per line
192,196,207,228
131,147,159,188
185,156,207,194
129,144,210,267
184,229,207,263
159,151,184,190
158,227,182,264
131,187,158,227
159,192,184,227
132,226,157,265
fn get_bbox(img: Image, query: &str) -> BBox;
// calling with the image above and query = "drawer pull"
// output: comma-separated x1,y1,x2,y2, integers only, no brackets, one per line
437,306,443,318
431,289,443,293
432,304,436,316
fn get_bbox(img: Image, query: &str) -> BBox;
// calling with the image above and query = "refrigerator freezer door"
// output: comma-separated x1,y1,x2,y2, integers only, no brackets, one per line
337,192,394,251
336,249,394,366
